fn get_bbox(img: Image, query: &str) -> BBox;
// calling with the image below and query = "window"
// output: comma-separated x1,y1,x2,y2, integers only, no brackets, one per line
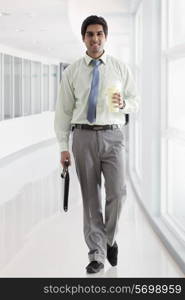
133,1,143,180
31,61,41,114
14,57,22,117
50,65,58,111
168,0,185,48
167,139,185,230
168,58,185,131
4,55,13,119
43,65,49,111
0,54,2,120
0,53,59,121
23,59,31,116
161,0,185,241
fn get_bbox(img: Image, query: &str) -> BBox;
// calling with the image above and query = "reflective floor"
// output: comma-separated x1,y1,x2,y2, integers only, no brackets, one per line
0,182,183,278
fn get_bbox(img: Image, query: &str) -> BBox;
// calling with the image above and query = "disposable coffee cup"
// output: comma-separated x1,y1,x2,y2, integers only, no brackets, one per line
107,83,122,113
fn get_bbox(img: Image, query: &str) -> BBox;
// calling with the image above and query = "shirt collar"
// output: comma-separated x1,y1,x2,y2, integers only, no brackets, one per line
84,50,107,65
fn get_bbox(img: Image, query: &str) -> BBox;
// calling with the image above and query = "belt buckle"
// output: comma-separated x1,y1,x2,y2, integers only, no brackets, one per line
93,126,103,130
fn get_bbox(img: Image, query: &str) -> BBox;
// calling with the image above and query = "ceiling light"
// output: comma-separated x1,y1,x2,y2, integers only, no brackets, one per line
39,28,48,32
15,28,24,32
0,11,11,16
26,13,37,18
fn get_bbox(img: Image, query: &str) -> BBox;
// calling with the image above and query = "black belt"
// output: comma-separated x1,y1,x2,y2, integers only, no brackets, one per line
73,124,120,131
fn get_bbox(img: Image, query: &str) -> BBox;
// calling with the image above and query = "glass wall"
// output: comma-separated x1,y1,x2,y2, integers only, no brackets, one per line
168,0,185,48
43,65,49,111
0,54,2,121
0,53,59,121
14,57,22,117
167,139,185,229
31,61,41,114
50,65,58,111
168,58,185,131
23,59,31,116
4,54,13,119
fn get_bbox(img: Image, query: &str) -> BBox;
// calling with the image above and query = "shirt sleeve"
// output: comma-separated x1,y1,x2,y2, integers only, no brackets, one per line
121,64,140,114
54,68,75,152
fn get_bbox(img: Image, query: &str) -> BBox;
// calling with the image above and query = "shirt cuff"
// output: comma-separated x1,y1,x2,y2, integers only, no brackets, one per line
58,142,69,152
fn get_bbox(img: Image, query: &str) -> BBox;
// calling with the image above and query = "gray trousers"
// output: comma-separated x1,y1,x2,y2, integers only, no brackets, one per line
72,127,127,264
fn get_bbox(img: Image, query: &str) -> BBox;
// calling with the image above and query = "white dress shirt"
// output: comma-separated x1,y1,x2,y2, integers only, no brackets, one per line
54,51,140,151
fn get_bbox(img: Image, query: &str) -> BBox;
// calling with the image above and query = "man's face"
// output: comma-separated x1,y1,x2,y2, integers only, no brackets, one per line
83,24,107,58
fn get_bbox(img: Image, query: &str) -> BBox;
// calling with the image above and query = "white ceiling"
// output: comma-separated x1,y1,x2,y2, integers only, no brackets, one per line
0,0,141,63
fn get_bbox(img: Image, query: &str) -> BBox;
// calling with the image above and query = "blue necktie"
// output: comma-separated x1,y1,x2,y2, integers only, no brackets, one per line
87,59,101,123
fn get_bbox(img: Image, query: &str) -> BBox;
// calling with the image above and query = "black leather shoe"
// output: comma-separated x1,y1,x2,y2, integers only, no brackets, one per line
107,241,118,266
86,261,104,274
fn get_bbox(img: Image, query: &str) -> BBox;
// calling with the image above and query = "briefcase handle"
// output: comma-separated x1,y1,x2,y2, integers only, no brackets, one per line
61,160,70,179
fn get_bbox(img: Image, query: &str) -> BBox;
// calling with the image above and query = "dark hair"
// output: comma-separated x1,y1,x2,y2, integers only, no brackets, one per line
81,15,108,38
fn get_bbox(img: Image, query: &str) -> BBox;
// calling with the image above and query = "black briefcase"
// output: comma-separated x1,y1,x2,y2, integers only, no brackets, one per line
61,161,70,212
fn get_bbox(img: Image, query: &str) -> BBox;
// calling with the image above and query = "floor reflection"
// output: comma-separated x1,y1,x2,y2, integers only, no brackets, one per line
0,142,80,272
0,181,183,277
0,169,60,270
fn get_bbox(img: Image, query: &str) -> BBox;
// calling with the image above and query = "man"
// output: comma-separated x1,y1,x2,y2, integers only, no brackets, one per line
54,15,139,274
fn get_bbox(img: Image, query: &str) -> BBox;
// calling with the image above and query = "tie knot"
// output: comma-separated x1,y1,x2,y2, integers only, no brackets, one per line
91,59,101,67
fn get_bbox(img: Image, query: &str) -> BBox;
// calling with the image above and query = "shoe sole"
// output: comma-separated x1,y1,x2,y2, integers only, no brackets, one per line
86,264,104,274
107,260,117,266
107,243,118,267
